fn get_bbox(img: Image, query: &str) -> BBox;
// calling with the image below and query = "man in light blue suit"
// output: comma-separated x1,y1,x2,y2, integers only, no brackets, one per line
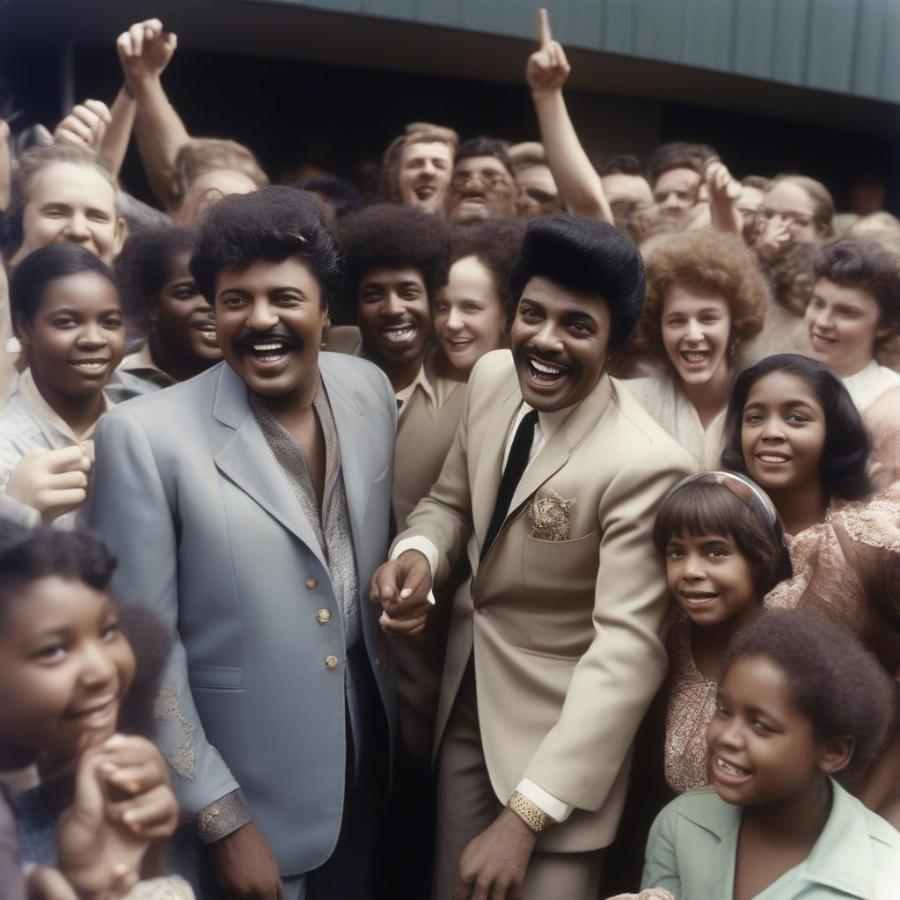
89,188,396,899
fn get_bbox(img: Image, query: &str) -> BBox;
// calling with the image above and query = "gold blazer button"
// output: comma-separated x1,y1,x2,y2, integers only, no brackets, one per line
305,577,318,590
324,655,340,669
316,609,332,624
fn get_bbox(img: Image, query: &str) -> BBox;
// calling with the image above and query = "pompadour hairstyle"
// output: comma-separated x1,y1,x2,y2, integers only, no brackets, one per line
722,610,895,784
509,213,645,353
337,202,449,316
189,186,341,309
721,354,873,502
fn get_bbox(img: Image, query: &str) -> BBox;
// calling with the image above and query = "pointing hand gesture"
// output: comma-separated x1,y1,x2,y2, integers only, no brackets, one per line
526,8,571,96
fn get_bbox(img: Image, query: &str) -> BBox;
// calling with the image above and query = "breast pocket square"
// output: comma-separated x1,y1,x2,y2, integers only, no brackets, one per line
529,488,575,541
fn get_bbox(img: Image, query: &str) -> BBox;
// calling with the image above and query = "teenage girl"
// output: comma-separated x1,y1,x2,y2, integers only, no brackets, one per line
642,610,900,899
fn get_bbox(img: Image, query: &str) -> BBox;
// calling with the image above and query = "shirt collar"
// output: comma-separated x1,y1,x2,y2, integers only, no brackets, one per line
119,342,175,386
396,361,436,414
17,368,114,442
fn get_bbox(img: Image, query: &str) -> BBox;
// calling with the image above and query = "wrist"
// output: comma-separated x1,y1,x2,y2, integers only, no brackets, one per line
126,74,161,104
530,87,561,104
507,790,552,834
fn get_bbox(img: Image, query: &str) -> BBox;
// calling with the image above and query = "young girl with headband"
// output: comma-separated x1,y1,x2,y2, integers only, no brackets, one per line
652,471,792,793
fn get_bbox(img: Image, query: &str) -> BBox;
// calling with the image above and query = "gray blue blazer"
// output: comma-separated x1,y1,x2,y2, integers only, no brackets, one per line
88,353,396,876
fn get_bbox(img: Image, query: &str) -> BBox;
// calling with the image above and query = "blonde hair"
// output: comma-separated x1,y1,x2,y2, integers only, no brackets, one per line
381,122,459,202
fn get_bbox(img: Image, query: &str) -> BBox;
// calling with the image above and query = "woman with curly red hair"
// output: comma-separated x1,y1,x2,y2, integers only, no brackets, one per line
625,228,768,466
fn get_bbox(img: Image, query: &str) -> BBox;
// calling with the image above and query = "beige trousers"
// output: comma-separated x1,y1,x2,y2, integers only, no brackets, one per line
432,663,604,900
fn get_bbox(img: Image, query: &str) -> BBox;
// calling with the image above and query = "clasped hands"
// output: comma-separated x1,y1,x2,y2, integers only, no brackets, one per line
369,549,433,636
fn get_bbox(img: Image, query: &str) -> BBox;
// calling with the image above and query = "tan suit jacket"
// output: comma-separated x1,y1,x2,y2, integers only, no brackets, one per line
398,350,694,851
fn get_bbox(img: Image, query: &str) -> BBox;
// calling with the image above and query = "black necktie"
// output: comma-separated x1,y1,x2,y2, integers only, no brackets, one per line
481,409,539,561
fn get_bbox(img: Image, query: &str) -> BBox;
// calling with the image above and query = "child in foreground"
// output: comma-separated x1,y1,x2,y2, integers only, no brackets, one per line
0,521,189,898
642,610,900,899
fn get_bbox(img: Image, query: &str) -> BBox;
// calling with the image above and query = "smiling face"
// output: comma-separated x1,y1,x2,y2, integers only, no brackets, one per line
707,655,841,807
510,276,611,412
740,371,826,498
447,156,517,225
13,162,126,266
215,257,328,406
661,285,732,388
665,532,758,627
397,141,454,214
653,167,702,218
433,256,507,378
0,576,135,767
356,265,431,377
17,271,125,406
804,278,886,377
151,250,220,371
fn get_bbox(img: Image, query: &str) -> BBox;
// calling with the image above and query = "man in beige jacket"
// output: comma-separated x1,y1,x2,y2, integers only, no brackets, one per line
371,215,694,900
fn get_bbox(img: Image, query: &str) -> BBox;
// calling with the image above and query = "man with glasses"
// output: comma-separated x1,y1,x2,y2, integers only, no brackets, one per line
445,137,518,225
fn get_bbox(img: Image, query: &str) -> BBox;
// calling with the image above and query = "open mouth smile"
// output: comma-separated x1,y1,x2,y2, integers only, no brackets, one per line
71,358,110,373
680,349,711,365
415,185,437,200
65,695,118,729
680,590,718,608
713,755,752,782
525,354,571,386
755,451,792,465
380,324,419,346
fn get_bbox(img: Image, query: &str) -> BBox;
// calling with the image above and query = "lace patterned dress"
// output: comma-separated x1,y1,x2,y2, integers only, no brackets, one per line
765,487,900,675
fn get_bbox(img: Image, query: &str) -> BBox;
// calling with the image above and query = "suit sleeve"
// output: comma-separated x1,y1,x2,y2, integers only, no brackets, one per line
88,411,240,820
522,443,694,810
393,373,474,589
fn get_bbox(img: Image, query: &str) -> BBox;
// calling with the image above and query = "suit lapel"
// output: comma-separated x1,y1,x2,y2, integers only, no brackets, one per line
471,381,522,545
211,364,328,572
320,360,369,555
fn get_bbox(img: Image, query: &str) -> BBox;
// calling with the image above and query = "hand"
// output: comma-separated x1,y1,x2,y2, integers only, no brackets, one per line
452,808,539,900
54,100,111,151
5,445,92,523
116,19,177,91
95,735,178,843
754,212,793,262
702,159,741,203
526,9,571,98
56,747,147,899
208,821,284,900
369,550,433,637
25,866,80,900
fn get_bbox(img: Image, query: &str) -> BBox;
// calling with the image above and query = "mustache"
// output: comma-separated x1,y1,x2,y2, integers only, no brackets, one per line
232,331,304,352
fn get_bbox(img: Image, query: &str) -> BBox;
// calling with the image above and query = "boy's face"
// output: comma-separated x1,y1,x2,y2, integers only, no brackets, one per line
0,577,135,767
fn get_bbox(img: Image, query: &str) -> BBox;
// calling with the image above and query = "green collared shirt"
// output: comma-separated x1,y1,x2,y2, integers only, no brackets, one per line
642,780,900,899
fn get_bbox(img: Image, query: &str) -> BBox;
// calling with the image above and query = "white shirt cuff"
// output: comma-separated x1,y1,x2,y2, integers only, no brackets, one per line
390,536,438,605
515,778,573,823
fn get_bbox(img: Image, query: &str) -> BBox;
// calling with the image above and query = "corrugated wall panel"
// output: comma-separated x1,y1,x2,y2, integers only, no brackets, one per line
298,0,900,106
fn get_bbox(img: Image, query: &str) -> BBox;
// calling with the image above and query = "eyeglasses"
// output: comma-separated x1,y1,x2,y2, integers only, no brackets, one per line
451,169,513,191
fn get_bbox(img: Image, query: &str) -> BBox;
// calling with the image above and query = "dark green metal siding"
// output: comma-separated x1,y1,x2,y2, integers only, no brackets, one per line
292,0,900,104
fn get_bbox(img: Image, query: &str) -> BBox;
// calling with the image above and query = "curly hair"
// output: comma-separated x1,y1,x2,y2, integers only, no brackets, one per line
812,236,900,360
721,354,873,503
722,610,895,784
441,219,527,318
0,521,116,616
189,186,341,309
635,228,768,366
3,144,119,259
115,227,195,317
337,203,449,316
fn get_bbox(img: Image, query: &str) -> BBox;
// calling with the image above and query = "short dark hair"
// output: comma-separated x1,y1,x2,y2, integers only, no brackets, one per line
337,203,448,316
454,137,514,177
721,354,873,502
653,477,792,597
646,142,717,185
442,218,527,318
509,213,645,353
599,154,643,177
0,521,116,618
3,144,119,260
722,611,895,784
189,186,341,309
10,243,118,326
812,237,900,348
292,174,364,220
115,227,195,317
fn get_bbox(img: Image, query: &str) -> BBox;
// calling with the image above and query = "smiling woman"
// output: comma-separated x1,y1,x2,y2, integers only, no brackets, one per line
0,244,130,529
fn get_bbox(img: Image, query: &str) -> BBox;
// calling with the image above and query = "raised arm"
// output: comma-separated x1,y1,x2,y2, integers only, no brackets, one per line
527,9,613,223
117,19,190,212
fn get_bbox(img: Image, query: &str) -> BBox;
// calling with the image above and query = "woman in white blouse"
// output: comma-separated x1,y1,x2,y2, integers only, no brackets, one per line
624,228,768,467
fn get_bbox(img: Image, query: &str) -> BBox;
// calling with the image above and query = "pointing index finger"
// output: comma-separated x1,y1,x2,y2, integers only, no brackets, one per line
538,8,552,46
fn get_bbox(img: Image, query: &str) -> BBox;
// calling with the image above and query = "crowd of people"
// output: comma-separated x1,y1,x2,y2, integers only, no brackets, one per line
1,9,899,899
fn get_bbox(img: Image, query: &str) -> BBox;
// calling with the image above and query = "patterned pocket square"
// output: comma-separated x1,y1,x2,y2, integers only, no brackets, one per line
529,488,575,541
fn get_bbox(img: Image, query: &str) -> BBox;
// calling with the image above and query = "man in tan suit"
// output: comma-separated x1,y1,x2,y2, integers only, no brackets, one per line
371,215,694,900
